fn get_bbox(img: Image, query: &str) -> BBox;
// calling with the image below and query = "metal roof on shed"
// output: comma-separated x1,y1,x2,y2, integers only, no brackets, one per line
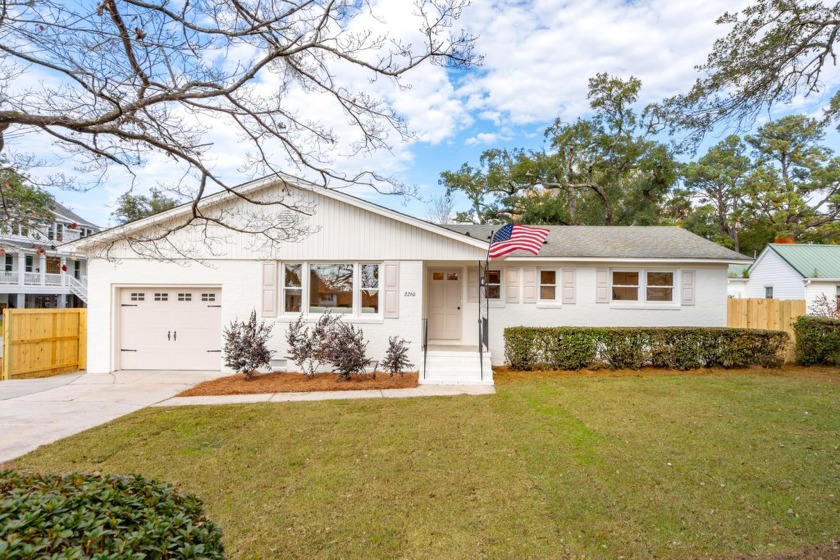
767,244,840,279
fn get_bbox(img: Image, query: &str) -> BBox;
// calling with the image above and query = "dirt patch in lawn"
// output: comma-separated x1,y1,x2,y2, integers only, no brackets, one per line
494,365,840,385
178,371,419,396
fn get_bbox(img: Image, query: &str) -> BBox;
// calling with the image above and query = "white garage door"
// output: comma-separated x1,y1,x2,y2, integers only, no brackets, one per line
119,288,222,370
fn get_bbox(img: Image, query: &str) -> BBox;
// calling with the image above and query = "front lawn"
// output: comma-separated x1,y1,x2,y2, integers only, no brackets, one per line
11,368,840,559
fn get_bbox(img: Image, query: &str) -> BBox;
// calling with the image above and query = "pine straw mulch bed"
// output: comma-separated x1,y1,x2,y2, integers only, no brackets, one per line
178,371,419,397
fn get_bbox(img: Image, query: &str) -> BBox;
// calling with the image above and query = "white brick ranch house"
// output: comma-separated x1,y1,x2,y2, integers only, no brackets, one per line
64,175,750,385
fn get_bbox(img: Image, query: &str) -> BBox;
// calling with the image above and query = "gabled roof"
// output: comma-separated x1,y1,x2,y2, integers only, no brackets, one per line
443,225,750,262
760,244,840,279
64,174,487,252
51,201,98,229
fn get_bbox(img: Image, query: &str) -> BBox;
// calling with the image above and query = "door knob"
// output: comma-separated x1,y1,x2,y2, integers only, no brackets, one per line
457,306,461,310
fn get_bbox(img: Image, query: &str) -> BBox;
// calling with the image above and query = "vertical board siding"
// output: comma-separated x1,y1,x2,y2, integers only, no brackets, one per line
727,298,805,362
1,308,87,380
97,184,488,261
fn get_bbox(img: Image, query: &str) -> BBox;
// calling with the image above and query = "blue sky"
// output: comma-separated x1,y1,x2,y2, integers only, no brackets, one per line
9,0,840,228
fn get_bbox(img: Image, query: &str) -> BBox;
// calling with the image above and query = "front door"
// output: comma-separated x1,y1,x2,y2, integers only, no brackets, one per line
429,269,462,340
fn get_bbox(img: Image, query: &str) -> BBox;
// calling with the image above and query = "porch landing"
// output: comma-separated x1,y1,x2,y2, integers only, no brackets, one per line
421,345,493,386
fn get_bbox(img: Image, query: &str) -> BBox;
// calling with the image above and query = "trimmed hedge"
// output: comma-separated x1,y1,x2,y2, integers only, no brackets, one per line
504,327,788,371
0,471,224,559
794,315,840,366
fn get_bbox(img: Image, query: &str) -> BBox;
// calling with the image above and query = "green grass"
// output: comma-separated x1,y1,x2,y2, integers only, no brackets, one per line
12,371,840,559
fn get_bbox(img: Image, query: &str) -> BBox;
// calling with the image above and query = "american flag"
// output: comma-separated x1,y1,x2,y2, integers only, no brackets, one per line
489,224,550,259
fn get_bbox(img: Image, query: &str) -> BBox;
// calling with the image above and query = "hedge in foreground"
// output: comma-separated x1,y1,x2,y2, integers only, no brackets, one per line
504,327,788,371
0,471,224,559
794,315,840,366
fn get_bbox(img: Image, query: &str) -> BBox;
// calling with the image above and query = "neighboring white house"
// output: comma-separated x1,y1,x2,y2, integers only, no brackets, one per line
64,175,750,385
0,201,97,309
743,243,840,309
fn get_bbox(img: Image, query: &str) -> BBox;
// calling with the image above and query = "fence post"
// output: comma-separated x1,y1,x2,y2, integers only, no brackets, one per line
78,309,87,371
2,308,10,380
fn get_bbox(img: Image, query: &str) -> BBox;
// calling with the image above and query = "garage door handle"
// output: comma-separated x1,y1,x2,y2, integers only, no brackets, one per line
167,330,171,341
173,331,177,341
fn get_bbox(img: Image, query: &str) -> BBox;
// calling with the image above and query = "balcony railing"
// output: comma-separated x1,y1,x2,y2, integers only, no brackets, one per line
0,271,86,289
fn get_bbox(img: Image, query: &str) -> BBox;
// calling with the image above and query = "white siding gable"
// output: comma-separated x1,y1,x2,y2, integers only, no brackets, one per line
83,183,487,262
745,249,805,300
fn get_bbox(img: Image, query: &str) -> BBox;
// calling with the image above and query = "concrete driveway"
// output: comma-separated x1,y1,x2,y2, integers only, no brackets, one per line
0,371,220,463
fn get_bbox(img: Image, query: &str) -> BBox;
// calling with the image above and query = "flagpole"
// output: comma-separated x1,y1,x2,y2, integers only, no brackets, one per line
480,229,495,382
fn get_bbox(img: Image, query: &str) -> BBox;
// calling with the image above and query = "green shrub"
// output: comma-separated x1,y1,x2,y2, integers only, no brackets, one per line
794,315,840,366
504,327,788,371
0,471,224,559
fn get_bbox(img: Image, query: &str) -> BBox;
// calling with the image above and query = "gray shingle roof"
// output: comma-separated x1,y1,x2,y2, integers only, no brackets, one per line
442,225,750,261
50,201,99,229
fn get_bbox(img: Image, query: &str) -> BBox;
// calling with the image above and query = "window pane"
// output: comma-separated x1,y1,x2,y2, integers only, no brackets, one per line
647,287,673,301
487,285,501,299
361,290,379,313
432,272,444,281
309,264,353,310
284,264,302,287
285,289,302,312
540,270,556,285
612,287,638,301
540,285,556,300
486,270,501,284
613,271,639,286
361,264,379,289
447,272,459,281
647,272,673,287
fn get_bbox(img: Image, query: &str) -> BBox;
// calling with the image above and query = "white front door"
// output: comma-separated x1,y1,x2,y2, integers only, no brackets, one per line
119,288,222,370
428,269,462,340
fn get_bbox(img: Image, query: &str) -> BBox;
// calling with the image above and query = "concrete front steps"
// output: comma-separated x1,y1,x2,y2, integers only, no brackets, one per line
420,345,493,386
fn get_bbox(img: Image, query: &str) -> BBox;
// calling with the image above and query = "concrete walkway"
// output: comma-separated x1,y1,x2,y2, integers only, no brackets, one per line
154,384,496,407
0,372,494,464
0,371,220,463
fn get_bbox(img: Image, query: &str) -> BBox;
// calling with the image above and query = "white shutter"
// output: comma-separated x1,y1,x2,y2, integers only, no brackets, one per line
384,262,400,318
523,267,537,303
681,270,696,306
562,267,576,304
262,261,278,317
506,267,520,303
467,267,479,302
595,268,610,303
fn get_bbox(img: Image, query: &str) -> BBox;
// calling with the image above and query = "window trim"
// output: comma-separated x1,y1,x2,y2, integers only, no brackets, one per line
610,268,678,305
485,269,502,300
538,268,558,302
765,286,774,299
281,261,383,318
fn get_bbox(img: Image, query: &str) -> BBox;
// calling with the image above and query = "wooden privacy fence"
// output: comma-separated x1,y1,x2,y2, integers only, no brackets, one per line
1,308,87,380
727,298,806,361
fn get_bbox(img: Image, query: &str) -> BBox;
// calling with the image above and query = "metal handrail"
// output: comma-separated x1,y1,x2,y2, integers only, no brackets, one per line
421,318,428,380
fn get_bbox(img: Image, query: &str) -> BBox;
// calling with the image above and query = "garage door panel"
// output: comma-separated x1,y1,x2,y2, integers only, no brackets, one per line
119,288,221,371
